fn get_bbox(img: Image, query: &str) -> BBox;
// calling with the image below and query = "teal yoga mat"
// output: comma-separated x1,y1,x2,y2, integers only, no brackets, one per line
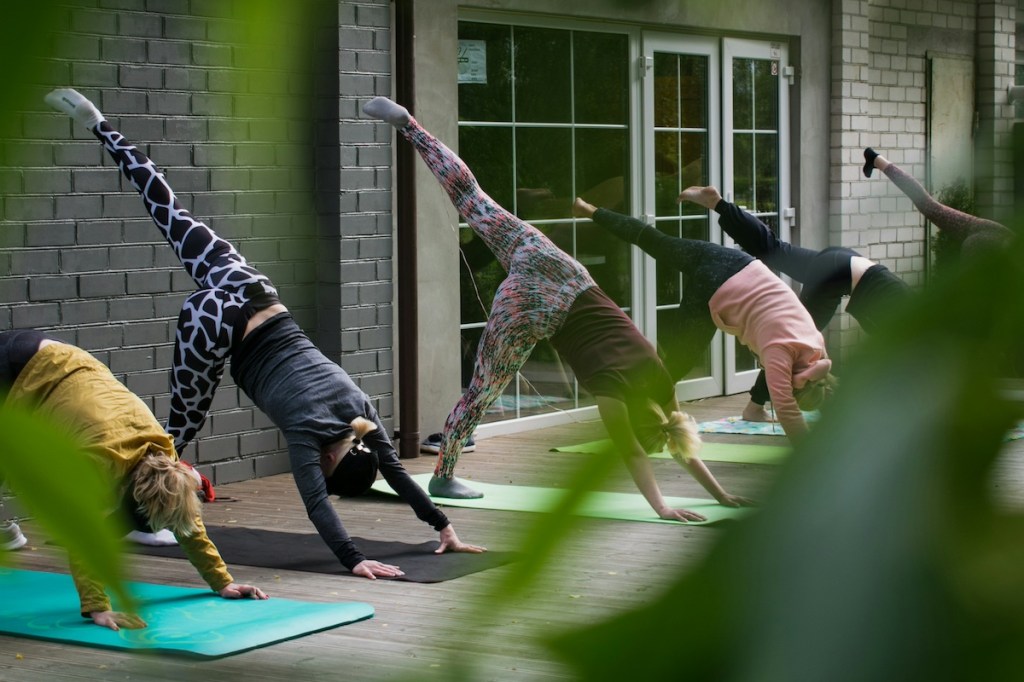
371,474,748,525
551,440,790,465
0,568,373,658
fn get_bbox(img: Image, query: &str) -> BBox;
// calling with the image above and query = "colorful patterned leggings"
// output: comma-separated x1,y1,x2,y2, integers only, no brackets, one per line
399,118,596,478
92,122,278,453
883,163,1012,254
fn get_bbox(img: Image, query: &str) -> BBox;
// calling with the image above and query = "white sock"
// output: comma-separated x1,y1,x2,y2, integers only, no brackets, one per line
44,88,105,130
125,529,178,546
362,97,410,128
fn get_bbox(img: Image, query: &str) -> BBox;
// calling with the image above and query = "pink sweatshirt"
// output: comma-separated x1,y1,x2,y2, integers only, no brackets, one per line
709,261,831,441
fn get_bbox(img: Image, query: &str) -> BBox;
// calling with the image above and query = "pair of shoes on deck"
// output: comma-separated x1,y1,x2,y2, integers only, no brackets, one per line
419,433,476,454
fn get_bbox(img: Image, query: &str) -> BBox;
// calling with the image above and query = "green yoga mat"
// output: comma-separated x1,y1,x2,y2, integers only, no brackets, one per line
0,568,373,658
551,440,790,465
371,474,747,525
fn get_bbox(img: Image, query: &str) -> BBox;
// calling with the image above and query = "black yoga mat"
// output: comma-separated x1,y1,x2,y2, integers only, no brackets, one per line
132,525,519,583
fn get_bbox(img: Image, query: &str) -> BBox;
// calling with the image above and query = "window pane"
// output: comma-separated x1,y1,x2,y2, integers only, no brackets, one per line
681,131,708,191
515,127,572,221
575,128,629,214
458,231,500,326
732,58,754,130
754,132,778,213
459,125,514,210
679,55,708,129
654,53,679,128
514,27,572,123
733,132,753,208
753,59,779,130
654,130,681,216
457,22,512,122
573,32,629,125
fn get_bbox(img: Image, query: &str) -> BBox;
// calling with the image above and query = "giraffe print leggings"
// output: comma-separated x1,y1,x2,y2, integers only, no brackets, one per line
92,121,279,453
882,163,1013,252
399,117,596,478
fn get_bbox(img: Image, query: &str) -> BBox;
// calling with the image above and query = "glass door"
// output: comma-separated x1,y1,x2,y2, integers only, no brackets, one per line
722,38,792,395
641,34,722,401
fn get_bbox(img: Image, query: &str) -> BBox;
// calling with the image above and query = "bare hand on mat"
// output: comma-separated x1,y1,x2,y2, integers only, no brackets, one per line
219,582,269,600
352,559,404,580
657,507,707,523
90,610,147,631
435,525,486,555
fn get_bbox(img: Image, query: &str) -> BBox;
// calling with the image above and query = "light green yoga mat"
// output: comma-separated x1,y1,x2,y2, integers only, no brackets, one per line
552,440,790,465
371,474,748,525
0,568,374,658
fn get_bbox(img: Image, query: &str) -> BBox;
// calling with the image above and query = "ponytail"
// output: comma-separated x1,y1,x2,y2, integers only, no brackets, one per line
660,409,702,464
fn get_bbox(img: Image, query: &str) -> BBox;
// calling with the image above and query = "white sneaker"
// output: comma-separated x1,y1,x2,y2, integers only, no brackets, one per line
0,522,27,551
125,529,177,546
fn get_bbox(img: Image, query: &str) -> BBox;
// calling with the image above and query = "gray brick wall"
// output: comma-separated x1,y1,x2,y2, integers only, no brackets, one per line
0,1,371,486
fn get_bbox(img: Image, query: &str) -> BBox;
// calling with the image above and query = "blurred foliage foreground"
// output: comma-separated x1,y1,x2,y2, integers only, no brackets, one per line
541,227,1024,680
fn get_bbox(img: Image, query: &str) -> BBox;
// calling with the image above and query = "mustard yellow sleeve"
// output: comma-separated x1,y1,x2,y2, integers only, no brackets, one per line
175,515,233,592
67,554,112,617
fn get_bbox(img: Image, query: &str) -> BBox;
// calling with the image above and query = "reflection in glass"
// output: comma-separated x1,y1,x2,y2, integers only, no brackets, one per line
573,32,629,125
575,128,629,214
514,27,572,124
732,58,753,130
459,125,514,211
457,22,512,122
517,341,579,418
515,128,573,221
654,131,681,216
653,54,679,128
679,55,707,129
755,132,779,213
733,132,753,209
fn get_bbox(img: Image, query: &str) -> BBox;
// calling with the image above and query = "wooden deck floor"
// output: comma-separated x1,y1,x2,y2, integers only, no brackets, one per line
1,392,1021,681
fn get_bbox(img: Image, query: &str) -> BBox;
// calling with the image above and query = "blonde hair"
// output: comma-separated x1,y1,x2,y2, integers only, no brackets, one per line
647,402,702,464
130,450,201,537
662,410,702,464
334,416,377,456
794,373,839,412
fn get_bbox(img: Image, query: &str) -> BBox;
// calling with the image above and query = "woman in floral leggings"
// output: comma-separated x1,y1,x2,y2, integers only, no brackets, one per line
864,147,1014,257
46,88,483,578
364,97,753,518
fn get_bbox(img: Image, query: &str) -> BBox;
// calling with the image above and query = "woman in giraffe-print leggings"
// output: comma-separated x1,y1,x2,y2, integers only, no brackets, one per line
364,96,754,518
46,88,484,578
864,147,1014,257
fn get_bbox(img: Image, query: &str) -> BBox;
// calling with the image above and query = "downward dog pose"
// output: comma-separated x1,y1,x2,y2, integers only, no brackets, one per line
364,96,752,518
863,148,1014,257
572,198,836,444
0,329,266,630
46,89,483,579
677,186,910,422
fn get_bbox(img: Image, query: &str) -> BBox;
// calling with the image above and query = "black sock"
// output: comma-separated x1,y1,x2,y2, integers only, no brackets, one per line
863,148,880,178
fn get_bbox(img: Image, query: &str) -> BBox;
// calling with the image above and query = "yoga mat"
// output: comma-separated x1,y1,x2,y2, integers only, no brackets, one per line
132,526,518,583
371,474,748,526
0,568,372,658
551,440,790,465
697,412,820,436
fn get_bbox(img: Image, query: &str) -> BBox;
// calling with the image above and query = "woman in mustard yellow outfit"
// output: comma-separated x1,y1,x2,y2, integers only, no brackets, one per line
1,329,266,631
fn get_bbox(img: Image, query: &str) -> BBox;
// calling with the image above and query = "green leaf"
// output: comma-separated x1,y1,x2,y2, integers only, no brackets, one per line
0,404,133,610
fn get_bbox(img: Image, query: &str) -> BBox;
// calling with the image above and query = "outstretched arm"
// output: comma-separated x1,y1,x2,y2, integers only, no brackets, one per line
595,396,706,522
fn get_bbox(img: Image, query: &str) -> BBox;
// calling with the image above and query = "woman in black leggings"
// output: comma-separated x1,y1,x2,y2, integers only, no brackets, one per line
46,88,483,579
676,186,910,422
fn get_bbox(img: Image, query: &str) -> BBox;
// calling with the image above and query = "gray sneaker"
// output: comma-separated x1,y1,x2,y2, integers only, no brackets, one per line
0,522,27,551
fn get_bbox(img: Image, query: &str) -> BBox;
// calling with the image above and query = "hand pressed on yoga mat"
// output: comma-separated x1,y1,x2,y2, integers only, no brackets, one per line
218,582,268,600
353,560,404,580
90,610,147,632
435,525,486,555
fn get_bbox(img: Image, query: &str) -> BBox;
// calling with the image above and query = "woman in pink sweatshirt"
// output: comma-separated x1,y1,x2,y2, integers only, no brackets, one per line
573,199,835,443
